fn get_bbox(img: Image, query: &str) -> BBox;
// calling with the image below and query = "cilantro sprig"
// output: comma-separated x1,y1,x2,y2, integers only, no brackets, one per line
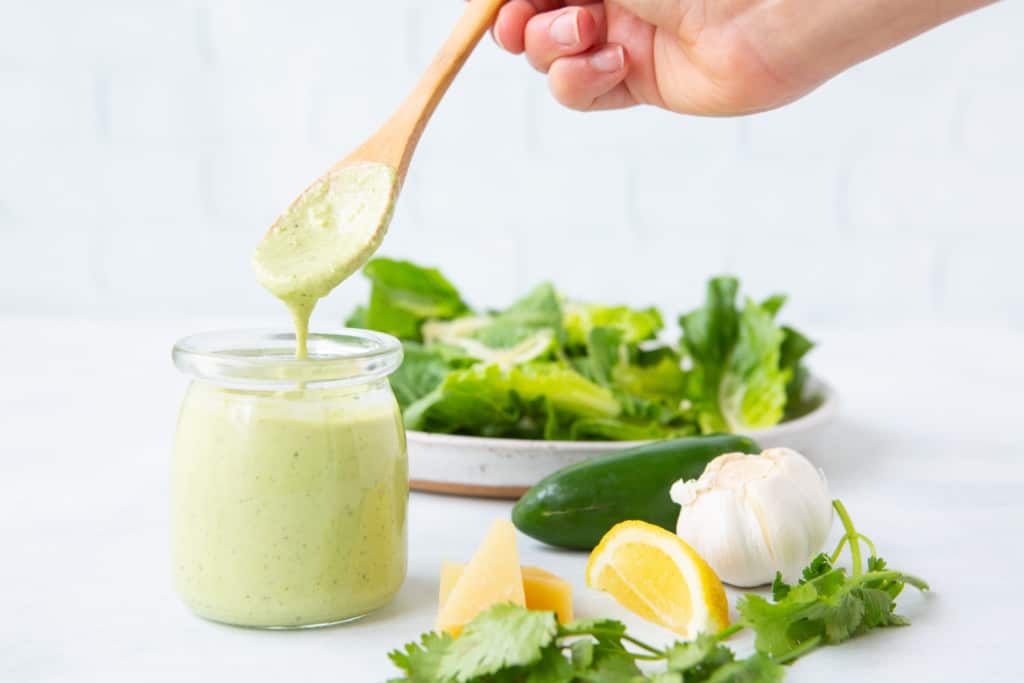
388,500,928,683
388,615,776,683
738,499,930,661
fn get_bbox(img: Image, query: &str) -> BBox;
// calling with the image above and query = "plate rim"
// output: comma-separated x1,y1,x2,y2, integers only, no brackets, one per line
406,374,838,451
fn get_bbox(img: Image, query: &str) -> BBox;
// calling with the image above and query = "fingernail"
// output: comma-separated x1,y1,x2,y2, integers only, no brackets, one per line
590,45,624,73
549,10,581,47
493,21,507,51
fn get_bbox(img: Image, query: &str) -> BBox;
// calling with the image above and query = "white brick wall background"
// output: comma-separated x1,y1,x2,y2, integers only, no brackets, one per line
1,1,1021,330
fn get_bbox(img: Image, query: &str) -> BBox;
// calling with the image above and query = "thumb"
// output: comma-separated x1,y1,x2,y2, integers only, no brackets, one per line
611,0,690,32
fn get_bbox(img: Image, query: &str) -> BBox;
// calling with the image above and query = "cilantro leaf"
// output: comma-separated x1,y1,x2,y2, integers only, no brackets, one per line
670,643,736,681
386,501,931,683
866,556,887,572
666,633,734,677
770,573,790,602
578,650,642,683
857,587,902,629
741,548,929,661
801,554,834,583
388,631,454,683
705,653,785,683
438,604,557,682
807,590,866,643
737,593,795,658
645,674,684,683
525,645,575,683
770,554,832,603
561,619,635,657
557,617,647,682
738,580,825,658
570,639,595,671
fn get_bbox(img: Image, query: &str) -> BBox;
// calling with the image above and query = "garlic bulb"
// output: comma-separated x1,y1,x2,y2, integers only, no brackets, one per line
669,448,832,587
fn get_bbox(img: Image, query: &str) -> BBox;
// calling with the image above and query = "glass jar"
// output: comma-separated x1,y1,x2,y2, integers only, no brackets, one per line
170,329,407,629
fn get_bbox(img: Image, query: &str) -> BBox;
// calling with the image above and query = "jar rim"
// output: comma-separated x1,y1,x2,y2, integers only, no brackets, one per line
172,328,403,390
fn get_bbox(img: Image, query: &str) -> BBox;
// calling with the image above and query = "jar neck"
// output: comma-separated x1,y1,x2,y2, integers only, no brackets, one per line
173,329,403,391
192,376,393,399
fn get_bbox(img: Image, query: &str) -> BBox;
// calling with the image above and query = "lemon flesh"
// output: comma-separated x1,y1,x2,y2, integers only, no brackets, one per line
587,520,729,637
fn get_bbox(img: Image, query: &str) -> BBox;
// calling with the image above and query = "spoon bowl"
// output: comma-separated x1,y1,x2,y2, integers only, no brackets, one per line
252,163,399,306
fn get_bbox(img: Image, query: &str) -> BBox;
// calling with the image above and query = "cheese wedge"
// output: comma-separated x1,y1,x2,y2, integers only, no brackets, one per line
438,559,465,609
440,563,574,625
520,566,574,624
435,519,525,636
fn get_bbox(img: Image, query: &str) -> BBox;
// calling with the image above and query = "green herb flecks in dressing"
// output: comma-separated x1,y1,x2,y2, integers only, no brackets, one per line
253,162,398,357
171,382,408,627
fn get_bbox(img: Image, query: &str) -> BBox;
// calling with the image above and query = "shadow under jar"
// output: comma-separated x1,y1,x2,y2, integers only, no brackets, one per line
170,329,407,629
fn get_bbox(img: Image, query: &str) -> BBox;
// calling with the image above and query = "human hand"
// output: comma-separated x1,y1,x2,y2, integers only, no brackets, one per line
492,0,994,115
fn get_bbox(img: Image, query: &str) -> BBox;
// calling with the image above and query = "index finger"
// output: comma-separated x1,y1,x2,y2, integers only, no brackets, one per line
493,0,564,53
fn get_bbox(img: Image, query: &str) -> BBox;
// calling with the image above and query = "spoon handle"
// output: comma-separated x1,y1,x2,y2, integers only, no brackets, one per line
338,0,508,181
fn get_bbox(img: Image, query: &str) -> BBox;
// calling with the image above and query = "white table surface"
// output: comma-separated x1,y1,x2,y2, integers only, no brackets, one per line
2,318,1022,681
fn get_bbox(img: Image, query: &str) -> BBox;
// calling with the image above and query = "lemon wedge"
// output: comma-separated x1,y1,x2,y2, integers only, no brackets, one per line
586,520,730,637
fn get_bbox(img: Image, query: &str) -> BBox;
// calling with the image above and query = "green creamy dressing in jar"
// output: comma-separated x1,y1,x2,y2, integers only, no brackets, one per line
171,377,407,627
170,160,405,628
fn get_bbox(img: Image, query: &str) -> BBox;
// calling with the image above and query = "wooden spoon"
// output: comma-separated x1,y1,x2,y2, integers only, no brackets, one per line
253,0,507,350
339,0,509,185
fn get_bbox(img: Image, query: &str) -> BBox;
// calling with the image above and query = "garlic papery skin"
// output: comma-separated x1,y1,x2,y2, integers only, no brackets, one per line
669,448,832,587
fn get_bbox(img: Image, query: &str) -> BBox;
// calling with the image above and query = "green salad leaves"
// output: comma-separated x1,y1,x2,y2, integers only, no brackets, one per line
387,501,929,683
348,259,815,440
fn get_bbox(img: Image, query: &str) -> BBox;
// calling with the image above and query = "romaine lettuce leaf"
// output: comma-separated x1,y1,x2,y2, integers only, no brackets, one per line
718,300,789,431
585,326,626,386
389,342,449,409
421,316,494,345
780,325,817,419
586,327,687,404
680,277,740,375
759,293,788,318
759,293,818,418
403,362,620,438
564,302,663,348
510,363,621,419
349,259,813,441
681,277,791,433
472,283,564,349
761,292,823,419
404,364,520,434
345,305,368,329
612,352,687,405
359,258,469,340
388,342,475,409
439,330,557,369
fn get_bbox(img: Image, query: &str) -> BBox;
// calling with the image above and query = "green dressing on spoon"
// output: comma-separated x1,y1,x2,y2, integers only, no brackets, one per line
252,162,398,357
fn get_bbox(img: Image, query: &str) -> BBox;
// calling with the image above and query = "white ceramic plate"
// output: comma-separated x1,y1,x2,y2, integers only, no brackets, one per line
407,376,838,498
